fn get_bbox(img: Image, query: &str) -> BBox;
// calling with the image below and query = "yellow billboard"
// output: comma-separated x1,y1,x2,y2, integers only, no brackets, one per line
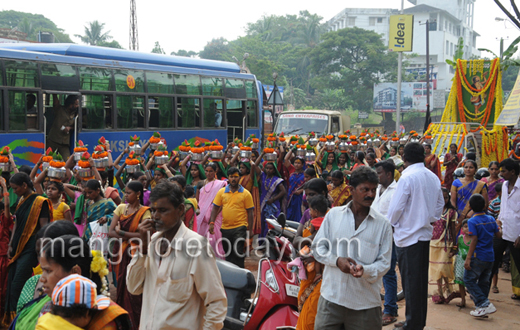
389,15,414,52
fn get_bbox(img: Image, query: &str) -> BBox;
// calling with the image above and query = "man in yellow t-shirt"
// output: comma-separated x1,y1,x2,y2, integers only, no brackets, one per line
210,167,254,268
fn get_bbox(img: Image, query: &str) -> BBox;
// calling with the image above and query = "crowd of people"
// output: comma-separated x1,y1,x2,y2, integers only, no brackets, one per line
0,132,519,330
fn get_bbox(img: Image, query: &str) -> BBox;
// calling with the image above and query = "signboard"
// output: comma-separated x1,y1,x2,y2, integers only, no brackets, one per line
279,113,328,120
388,15,414,52
496,71,520,126
358,111,369,119
432,90,446,109
373,82,433,113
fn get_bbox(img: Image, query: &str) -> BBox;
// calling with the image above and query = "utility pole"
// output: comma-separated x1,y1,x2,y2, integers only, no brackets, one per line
129,0,139,51
426,19,430,125
395,0,404,133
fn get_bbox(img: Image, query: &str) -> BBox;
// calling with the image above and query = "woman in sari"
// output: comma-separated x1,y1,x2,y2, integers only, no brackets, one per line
284,149,305,222
328,170,350,207
0,178,13,322
481,161,503,201
2,173,51,326
292,179,330,330
424,143,441,181
450,160,488,226
179,154,206,192
317,150,338,173
238,161,261,235
444,144,463,190
255,152,286,238
82,180,117,242
429,188,458,304
351,151,365,171
108,181,150,330
197,162,227,258
13,234,130,330
337,153,352,177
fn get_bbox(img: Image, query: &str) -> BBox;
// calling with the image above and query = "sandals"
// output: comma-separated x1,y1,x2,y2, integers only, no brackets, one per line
492,286,499,293
512,294,520,300
382,314,397,326
456,302,466,308
445,291,461,303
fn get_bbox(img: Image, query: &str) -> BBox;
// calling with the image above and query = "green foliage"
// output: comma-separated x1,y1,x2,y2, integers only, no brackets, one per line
502,65,520,91
171,49,198,57
445,37,464,70
199,37,233,61
74,21,113,46
308,27,397,111
0,10,73,42
98,40,123,49
151,41,165,54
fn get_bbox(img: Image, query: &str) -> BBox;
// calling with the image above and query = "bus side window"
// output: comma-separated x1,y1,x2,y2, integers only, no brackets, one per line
82,94,113,129
331,116,340,134
8,91,39,131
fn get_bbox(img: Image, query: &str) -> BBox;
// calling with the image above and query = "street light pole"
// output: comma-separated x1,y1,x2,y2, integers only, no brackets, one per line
426,19,430,123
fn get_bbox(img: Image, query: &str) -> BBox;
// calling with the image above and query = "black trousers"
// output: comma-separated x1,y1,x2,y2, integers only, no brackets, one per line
396,240,430,330
491,237,509,275
314,296,382,330
508,241,520,276
220,225,247,268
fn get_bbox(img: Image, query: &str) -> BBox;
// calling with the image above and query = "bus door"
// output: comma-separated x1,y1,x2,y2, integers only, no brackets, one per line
43,91,82,153
226,99,246,143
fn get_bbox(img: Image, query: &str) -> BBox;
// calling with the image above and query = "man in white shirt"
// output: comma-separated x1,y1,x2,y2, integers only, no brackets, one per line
373,160,399,326
127,181,227,330
387,143,444,330
498,158,520,279
312,166,392,329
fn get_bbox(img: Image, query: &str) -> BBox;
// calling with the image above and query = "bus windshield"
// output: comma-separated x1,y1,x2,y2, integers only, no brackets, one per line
274,113,329,136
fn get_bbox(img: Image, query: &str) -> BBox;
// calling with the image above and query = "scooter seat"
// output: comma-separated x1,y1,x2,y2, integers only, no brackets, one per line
285,220,300,230
216,259,256,294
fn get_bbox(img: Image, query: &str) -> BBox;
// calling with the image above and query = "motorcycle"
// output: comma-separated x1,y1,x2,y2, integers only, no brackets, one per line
219,213,300,330
266,216,300,243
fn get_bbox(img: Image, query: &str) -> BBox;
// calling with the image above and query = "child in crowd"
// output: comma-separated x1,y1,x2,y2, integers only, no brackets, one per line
35,274,109,330
301,195,328,278
487,182,502,220
488,182,504,294
464,194,501,317
46,181,72,221
184,185,198,214
321,170,331,185
451,219,470,308
0,177,13,318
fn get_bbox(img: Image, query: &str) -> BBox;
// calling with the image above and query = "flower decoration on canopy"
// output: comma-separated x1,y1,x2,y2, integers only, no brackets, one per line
74,140,88,153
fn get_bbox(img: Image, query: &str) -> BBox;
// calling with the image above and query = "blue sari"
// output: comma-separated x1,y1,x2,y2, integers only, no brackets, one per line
83,198,117,241
260,172,284,237
286,170,305,222
452,179,486,221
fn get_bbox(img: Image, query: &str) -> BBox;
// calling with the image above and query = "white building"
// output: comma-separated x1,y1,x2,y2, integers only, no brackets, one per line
327,0,480,91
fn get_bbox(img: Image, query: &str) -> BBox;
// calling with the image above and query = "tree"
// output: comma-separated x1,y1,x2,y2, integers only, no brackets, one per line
98,40,123,49
0,10,73,42
199,37,232,61
171,49,197,57
74,21,112,46
151,41,165,54
308,27,398,111
494,0,520,30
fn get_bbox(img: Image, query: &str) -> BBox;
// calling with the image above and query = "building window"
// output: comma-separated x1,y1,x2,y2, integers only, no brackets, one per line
377,17,383,23
445,21,448,31
348,17,356,26
446,41,450,55
369,17,376,26
450,42,454,56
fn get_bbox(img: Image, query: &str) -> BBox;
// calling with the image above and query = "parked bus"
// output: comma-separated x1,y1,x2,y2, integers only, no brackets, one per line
0,44,263,166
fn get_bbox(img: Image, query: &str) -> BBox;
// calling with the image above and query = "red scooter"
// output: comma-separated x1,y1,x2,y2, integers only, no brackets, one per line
220,213,299,330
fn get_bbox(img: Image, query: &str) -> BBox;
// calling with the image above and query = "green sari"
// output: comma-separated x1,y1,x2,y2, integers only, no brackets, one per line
2,194,51,325
83,198,117,241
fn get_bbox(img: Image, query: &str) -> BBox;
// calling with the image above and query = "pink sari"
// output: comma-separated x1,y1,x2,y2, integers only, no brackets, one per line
197,179,227,259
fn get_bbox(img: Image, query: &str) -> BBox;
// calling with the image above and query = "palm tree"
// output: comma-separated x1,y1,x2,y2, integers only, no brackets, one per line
17,18,35,40
74,21,112,46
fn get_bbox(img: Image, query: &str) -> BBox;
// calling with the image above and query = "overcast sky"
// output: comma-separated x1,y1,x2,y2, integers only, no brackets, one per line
1,0,518,56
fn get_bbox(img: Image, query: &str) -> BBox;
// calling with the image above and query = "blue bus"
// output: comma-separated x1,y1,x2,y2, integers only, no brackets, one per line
0,44,263,166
